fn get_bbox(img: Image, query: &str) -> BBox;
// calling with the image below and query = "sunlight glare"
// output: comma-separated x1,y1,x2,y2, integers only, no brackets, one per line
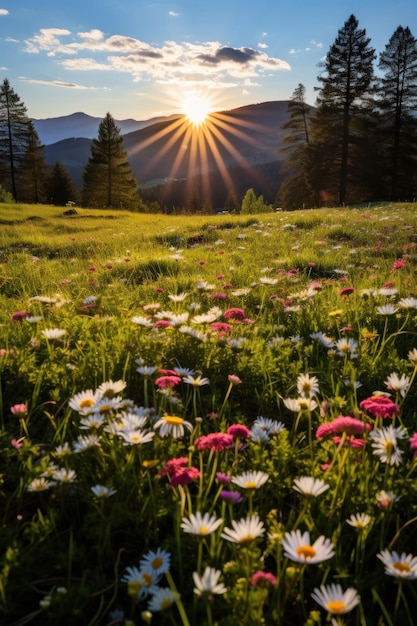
182,95,210,127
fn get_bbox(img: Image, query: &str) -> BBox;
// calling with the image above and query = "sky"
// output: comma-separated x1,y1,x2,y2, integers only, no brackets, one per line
1,0,416,122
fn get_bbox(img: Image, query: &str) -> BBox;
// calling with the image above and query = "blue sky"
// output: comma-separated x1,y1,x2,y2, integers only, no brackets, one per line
1,0,416,121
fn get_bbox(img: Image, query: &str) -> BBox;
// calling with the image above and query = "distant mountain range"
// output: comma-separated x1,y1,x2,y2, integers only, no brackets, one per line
35,101,291,208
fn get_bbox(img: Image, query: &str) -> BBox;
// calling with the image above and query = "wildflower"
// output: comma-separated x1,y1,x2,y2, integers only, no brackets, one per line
195,432,234,451
335,337,358,359
53,442,71,458
72,433,101,453
385,372,410,397
41,328,67,340
182,374,210,387
376,490,399,508
316,416,370,439
155,375,182,389
250,425,272,443
11,311,28,321
293,476,329,497
216,472,231,484
210,322,232,334
228,374,242,384
408,348,417,363
181,512,223,536
147,588,177,612
192,311,221,324
339,287,354,297
370,425,406,466
378,549,417,580
140,548,171,576
193,567,227,597
121,566,160,599
377,305,398,315
297,373,320,398
168,292,189,302
132,316,154,328
410,432,417,456
97,379,126,398
221,515,264,544
346,513,372,529
227,424,251,440
360,395,399,419
69,389,100,415
251,571,277,589
159,457,189,477
51,468,77,484
10,403,27,418
170,467,201,487
119,429,155,446
91,485,117,498
220,490,243,504
153,414,193,438
27,477,52,492
311,584,360,614
231,470,269,490
179,325,207,341
253,416,286,435
283,397,318,412
378,287,398,296
398,297,417,309
282,530,334,564
392,259,406,271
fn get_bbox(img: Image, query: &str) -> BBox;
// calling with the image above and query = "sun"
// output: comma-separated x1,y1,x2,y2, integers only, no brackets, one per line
182,95,211,127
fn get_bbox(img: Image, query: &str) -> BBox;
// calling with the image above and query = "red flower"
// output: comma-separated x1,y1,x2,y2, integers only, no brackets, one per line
224,307,246,321
340,287,354,297
11,311,28,321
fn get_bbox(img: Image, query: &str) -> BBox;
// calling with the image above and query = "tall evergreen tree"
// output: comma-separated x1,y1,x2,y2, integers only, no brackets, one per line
45,161,78,206
378,26,417,200
81,112,139,209
19,121,47,204
0,78,30,201
278,84,318,209
311,15,376,205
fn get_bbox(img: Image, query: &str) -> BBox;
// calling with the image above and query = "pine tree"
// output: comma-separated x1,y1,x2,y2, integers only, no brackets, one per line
81,112,139,209
278,84,318,209
19,121,47,204
45,161,78,206
0,78,31,201
378,26,417,200
311,15,376,205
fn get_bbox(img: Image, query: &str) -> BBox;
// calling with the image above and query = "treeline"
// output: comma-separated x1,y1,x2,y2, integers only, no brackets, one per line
278,15,417,209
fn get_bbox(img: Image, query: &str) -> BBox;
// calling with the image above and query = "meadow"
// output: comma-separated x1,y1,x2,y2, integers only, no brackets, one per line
1,202,417,626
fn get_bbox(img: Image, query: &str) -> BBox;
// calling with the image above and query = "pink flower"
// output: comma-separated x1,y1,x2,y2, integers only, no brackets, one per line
228,374,242,385
154,320,171,328
251,571,277,588
223,283,233,289
340,287,355,297
154,287,164,293
88,266,96,271
392,259,406,271
216,472,231,484
410,432,417,456
10,403,27,418
332,435,366,448
160,457,189,476
195,433,234,451
11,438,24,449
210,322,232,334
11,311,28,321
105,263,113,269
316,416,371,439
224,308,246,321
360,395,400,419
198,260,205,266
154,375,182,388
227,424,251,440
170,467,200,487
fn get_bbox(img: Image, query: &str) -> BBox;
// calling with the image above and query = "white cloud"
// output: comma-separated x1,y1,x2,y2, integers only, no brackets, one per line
19,76,96,90
311,39,323,49
258,42,268,49
0,9,9,16
23,28,290,92
169,11,179,16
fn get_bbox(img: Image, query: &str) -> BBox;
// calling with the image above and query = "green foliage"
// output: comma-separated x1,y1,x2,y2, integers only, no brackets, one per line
0,184,13,203
241,188,273,214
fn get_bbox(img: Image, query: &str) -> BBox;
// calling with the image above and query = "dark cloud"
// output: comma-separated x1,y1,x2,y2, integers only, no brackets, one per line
198,46,260,65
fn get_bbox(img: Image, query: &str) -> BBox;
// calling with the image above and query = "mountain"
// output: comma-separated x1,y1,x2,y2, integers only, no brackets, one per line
32,111,177,146
43,101,291,208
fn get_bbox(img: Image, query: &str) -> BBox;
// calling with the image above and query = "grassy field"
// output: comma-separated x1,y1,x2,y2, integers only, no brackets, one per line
1,202,417,625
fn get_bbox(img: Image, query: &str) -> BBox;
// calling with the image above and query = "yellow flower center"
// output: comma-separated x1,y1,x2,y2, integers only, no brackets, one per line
161,598,173,610
199,526,208,535
98,404,112,413
151,557,163,570
239,534,254,543
164,415,184,425
327,600,346,614
244,481,257,489
80,398,95,408
142,572,153,586
296,545,316,559
393,561,411,573
384,441,394,456
127,581,142,596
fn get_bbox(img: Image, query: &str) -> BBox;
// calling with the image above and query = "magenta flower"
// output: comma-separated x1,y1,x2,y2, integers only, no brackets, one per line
220,490,243,503
227,424,251,440
410,432,417,456
228,374,242,385
360,395,400,419
88,265,96,271
170,467,201,487
332,435,366,448
216,472,231,484
340,287,355,297
154,375,182,388
11,311,28,321
392,259,406,271
159,457,189,476
210,322,232,334
210,293,228,300
224,308,246,321
316,416,371,439
195,433,234,451
154,320,171,328
251,571,277,588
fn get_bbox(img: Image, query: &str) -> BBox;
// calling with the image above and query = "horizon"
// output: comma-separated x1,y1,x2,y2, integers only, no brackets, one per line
1,1,416,120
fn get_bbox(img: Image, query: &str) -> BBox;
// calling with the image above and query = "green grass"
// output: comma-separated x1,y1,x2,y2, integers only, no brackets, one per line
1,202,417,625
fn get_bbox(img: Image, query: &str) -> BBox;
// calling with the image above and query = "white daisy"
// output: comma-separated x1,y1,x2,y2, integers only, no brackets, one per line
252,416,286,435
121,566,160,600
221,515,265,544
283,397,318,412
398,297,417,309
297,373,320,398
377,305,398,315
181,512,223,536
311,583,360,614
91,485,117,498
72,433,101,453
384,372,410,397
51,468,77,484
377,549,417,580
41,328,67,340
132,316,154,328
182,374,210,387
27,477,52,492
179,326,207,342
147,588,177,612
346,513,372,529
153,414,193,438
140,548,171,576
97,379,126,398
282,530,334,564
79,414,106,430
231,470,269,490
68,389,100,415
293,476,329,497
119,429,155,446
168,292,189,302
335,337,359,359
370,425,407,466
310,332,335,349
193,567,227,597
